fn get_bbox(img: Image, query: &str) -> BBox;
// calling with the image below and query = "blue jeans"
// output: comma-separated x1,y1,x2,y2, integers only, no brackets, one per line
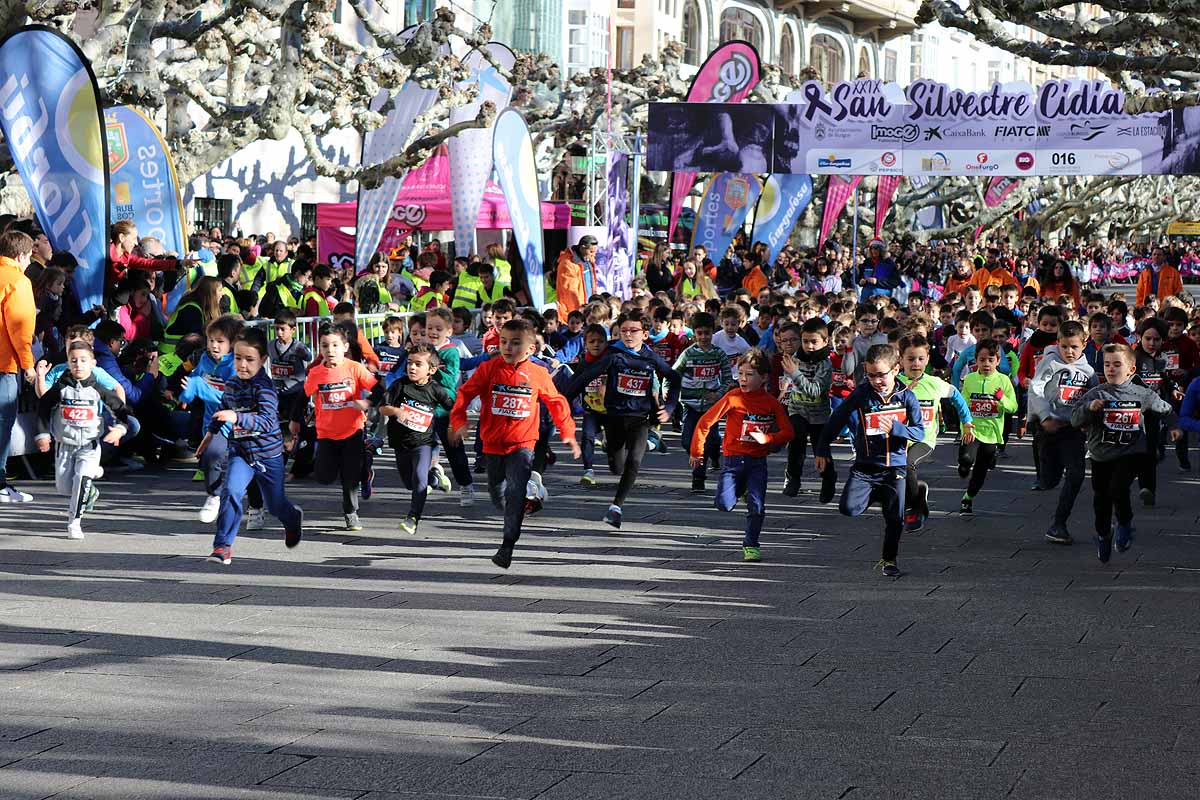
485,448,534,545
681,406,721,479
215,454,300,549
0,372,18,485
716,456,768,546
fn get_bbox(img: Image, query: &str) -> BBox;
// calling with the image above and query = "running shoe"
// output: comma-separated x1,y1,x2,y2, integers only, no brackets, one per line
361,468,375,500
66,520,84,540
192,468,204,482
82,484,100,514
877,560,901,577
691,476,706,493
782,480,800,498
460,485,476,507
580,469,596,486
199,495,221,523
603,505,622,529
492,543,514,569
818,475,836,505
1044,524,1073,545
905,512,924,533
245,507,266,530
917,482,930,518
742,546,761,562
1138,488,1155,507
1095,534,1112,564
473,460,487,474
1115,522,1134,553
398,515,418,536
208,546,232,565
344,513,362,531
0,485,32,503
1180,457,1192,472
430,464,451,493
285,507,303,549
960,495,973,515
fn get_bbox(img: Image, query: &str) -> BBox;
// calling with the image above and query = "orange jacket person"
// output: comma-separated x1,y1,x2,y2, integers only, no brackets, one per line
555,236,599,317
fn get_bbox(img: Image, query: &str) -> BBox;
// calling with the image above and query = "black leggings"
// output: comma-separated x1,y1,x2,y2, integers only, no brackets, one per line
1091,456,1138,538
786,415,835,487
604,416,652,507
959,441,998,498
904,442,934,513
315,430,364,514
1138,412,1161,496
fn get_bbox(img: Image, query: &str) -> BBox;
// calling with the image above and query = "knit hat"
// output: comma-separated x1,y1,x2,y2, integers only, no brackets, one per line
868,238,885,250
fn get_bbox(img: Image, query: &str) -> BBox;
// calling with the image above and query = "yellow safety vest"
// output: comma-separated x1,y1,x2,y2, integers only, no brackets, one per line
300,288,330,317
452,273,483,309
265,258,292,285
493,257,513,287
410,290,442,311
220,284,240,315
478,280,505,304
162,301,202,355
239,257,269,294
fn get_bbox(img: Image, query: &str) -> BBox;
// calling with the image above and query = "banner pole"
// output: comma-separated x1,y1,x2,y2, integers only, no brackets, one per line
630,131,642,262
851,183,860,282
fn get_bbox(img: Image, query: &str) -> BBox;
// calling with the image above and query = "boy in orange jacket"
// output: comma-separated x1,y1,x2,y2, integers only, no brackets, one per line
449,318,581,569
691,348,794,562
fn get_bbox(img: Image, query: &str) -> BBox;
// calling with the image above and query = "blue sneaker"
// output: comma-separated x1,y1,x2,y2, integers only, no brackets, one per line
1095,535,1112,564
1115,522,1134,553
361,468,375,500
603,505,622,529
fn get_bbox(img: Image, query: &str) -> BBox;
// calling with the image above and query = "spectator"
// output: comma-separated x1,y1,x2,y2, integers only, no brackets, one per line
555,235,599,317
0,230,38,502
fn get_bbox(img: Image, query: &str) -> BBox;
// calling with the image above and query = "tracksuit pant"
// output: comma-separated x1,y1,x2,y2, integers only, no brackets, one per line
1091,455,1138,539
315,430,364,514
214,454,300,548
395,445,433,520
1039,426,1087,528
681,406,720,480
55,440,102,522
604,416,652,507
485,447,534,545
840,464,906,562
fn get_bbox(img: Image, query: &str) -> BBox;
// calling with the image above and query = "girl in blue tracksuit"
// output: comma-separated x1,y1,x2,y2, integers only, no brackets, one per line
564,310,681,529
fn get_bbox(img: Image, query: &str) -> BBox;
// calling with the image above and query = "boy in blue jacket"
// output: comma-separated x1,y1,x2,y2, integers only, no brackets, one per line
816,343,925,577
564,309,681,529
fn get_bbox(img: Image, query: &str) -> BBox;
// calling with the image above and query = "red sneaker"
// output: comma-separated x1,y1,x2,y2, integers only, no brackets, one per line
207,546,232,565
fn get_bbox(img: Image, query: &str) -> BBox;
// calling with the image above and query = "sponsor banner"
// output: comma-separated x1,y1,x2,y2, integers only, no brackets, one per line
492,109,546,307
984,176,1022,207
904,79,1039,176
819,175,861,249
597,151,634,298
775,80,909,176
666,41,760,243
449,41,515,256
355,24,442,271
752,174,813,264
0,26,109,310
1034,80,1156,176
874,175,901,235
689,173,762,263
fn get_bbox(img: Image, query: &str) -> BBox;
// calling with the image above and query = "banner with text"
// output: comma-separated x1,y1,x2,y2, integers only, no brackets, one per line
752,174,813,264
597,151,634,298
105,106,186,259
689,173,762,262
0,26,109,310
492,109,546,307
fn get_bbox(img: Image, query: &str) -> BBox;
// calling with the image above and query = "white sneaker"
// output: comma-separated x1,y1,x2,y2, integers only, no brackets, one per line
245,507,266,530
66,520,84,540
460,485,476,507
525,471,547,502
431,463,451,493
198,495,221,523
0,486,32,503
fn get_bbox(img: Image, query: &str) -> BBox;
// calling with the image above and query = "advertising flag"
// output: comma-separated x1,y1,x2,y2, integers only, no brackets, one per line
105,106,187,258
597,151,634,297
449,42,515,257
355,24,442,271
752,174,812,264
874,175,902,235
819,175,862,249
689,173,762,263
492,109,546,307
984,175,1022,207
668,41,761,243
0,26,109,310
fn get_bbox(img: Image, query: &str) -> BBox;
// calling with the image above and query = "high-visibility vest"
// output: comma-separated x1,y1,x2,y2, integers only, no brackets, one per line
239,257,270,294
265,258,292,285
301,288,330,317
401,268,428,292
161,301,202,355
451,273,483,309
220,283,240,315
409,289,443,311
478,280,505,305
493,257,513,287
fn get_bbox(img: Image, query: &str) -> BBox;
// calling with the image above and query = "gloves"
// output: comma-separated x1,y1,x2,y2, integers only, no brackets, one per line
993,387,1005,400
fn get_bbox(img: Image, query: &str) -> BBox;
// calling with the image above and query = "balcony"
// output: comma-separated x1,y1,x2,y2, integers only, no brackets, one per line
778,0,921,41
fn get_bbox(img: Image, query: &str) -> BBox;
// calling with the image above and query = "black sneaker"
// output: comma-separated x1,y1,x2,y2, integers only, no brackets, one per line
491,543,514,569
1095,535,1113,564
1030,481,1047,491
818,475,836,505
473,460,487,474
1044,523,1072,545
782,480,800,497
1115,522,1134,553
905,512,924,533
1180,458,1192,472
691,477,706,493
960,496,973,515
1139,488,1155,506
285,507,303,549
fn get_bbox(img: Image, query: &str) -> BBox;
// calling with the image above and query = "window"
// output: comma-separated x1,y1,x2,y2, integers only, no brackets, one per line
857,47,872,79
616,26,634,69
403,0,433,27
301,203,318,241
987,60,1001,86
884,50,897,83
719,8,762,53
810,34,844,84
909,34,923,84
681,0,702,66
779,27,795,77
193,197,231,235
617,0,634,7
569,10,585,25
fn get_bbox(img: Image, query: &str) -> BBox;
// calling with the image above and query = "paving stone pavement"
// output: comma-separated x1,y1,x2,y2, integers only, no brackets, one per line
2,431,1200,799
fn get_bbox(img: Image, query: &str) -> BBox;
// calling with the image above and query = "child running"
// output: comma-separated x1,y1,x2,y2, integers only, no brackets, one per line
35,341,132,539
674,312,732,493
775,318,836,501
303,323,378,530
1071,343,1180,562
690,349,793,561
448,318,579,569
375,344,453,535
201,328,303,564
897,334,974,532
179,315,242,523
564,309,680,529
573,323,610,487
957,338,1018,514
1028,320,1094,544
816,344,924,577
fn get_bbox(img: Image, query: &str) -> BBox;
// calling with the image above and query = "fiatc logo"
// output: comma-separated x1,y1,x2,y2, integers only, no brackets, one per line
817,154,852,169
1015,152,1035,171
965,152,999,172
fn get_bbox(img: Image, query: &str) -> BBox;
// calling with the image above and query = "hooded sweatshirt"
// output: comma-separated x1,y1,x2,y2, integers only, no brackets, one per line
564,341,680,419
775,345,833,423
1070,380,1177,461
1028,352,1095,423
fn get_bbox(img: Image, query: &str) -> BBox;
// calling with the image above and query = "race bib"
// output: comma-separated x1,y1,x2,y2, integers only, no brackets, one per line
231,405,255,439
1165,351,1181,371
864,403,905,436
1101,400,1142,446
586,376,605,395
1056,374,1086,402
832,370,847,388
491,383,533,418
318,380,353,410
396,399,434,432
205,375,225,393
969,393,999,418
60,398,96,427
379,354,403,371
739,413,776,442
1140,371,1163,392
919,399,936,426
270,363,294,378
616,371,651,396
691,362,720,381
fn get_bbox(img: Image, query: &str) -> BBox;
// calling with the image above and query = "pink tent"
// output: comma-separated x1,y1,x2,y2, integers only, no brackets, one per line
317,145,570,266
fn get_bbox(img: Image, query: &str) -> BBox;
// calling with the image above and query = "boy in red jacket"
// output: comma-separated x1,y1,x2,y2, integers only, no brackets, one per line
449,318,580,569
691,349,793,562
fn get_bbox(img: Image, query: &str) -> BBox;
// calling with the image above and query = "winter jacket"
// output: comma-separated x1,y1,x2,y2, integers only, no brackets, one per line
1071,380,1177,461
564,341,680,419
816,382,925,468
37,371,130,448
211,370,285,462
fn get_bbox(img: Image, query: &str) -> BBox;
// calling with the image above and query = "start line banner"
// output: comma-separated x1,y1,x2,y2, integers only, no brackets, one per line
647,78,1199,178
